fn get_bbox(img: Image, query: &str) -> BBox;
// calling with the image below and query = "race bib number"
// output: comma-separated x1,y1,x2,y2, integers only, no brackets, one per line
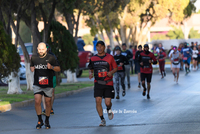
98,71,107,77
174,58,179,61
118,66,123,71
183,57,187,60
39,77,49,85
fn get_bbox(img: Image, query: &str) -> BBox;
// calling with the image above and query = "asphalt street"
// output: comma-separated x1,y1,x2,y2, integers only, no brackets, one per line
1,69,200,134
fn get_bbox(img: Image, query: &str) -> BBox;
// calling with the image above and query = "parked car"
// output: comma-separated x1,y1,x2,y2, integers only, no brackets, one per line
17,43,33,62
19,62,26,80
17,43,92,77
0,62,26,85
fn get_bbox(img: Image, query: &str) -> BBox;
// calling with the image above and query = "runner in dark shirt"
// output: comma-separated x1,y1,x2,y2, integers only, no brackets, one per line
135,45,143,88
121,43,133,89
138,44,157,99
88,41,117,126
157,48,167,79
30,42,60,129
113,46,129,99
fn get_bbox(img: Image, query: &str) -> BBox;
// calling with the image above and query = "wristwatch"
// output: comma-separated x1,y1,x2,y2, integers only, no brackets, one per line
52,66,54,70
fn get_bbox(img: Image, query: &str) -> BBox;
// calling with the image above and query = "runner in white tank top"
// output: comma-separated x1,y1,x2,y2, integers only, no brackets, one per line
170,46,182,83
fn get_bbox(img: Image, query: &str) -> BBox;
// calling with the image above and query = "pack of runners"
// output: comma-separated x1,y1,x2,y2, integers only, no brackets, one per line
31,41,199,128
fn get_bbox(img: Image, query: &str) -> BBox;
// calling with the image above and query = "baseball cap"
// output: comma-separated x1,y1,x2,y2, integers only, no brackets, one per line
144,44,149,48
96,41,105,46
115,46,121,51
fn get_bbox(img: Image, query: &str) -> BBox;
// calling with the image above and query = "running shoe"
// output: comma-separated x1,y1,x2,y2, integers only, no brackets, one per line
174,75,177,81
142,89,146,96
99,119,106,126
138,83,141,88
50,109,54,115
128,84,131,89
147,94,150,99
45,122,51,129
36,121,44,129
42,110,46,115
122,90,126,97
116,95,120,99
107,109,114,120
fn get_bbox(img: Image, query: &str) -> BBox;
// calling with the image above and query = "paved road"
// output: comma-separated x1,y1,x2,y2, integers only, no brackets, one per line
1,69,200,134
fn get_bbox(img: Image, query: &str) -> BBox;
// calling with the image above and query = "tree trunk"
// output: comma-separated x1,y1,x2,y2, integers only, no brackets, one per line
66,70,77,83
30,1,41,55
106,28,114,49
98,32,105,42
74,9,81,43
40,0,56,42
10,16,33,91
64,12,74,35
120,23,126,44
7,71,23,94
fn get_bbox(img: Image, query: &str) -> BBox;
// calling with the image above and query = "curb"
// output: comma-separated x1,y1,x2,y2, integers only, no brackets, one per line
0,86,94,113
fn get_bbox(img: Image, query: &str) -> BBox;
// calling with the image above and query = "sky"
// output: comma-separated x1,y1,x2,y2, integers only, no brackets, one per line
195,0,200,12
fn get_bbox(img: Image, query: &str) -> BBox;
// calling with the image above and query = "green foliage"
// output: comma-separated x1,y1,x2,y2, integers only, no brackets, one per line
197,9,200,14
47,20,79,72
188,27,200,39
82,34,94,45
151,34,168,41
19,21,31,43
0,21,20,78
85,0,129,35
184,0,196,18
167,26,184,39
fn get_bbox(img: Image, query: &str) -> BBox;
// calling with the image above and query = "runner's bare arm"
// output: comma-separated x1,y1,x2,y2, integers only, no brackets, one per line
89,69,94,79
47,63,60,72
170,53,173,63
179,53,182,59
107,67,117,77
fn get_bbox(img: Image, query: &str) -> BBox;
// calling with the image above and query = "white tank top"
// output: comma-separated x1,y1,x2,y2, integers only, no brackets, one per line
172,51,180,64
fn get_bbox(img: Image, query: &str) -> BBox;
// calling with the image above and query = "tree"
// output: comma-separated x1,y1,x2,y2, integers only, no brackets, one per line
0,0,35,91
151,34,168,41
57,0,92,43
47,20,79,84
85,0,129,48
19,21,31,43
0,21,22,94
188,27,200,39
166,26,200,39
82,34,94,45
124,0,190,46
167,26,184,39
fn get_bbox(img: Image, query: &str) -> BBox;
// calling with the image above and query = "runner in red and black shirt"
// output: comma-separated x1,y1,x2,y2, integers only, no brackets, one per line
157,48,167,79
138,44,157,99
88,41,118,126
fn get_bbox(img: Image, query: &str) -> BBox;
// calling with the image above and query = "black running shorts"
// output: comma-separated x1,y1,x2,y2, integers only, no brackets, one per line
141,73,152,83
94,83,115,99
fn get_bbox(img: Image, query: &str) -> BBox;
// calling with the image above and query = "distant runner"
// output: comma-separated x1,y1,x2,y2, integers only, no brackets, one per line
170,46,181,83
157,48,167,79
181,42,192,75
138,44,157,99
135,45,143,88
113,46,129,99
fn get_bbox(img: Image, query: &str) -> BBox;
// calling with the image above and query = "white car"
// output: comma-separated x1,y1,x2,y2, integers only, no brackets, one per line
19,62,26,80
0,62,26,85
